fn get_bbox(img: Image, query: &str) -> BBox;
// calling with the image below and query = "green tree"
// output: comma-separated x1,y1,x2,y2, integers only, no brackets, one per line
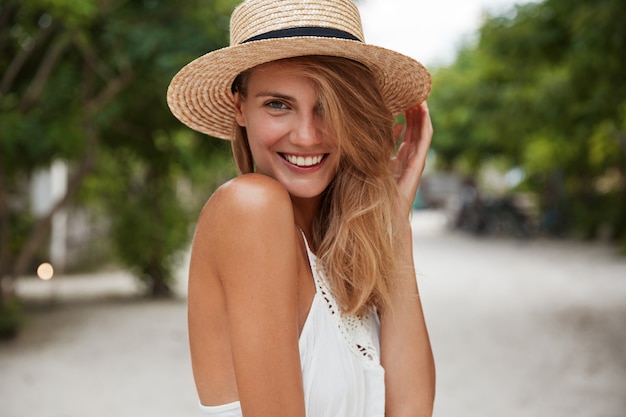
0,0,238,331
81,0,237,296
429,0,626,244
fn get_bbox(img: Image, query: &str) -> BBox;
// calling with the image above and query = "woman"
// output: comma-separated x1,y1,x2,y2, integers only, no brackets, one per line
167,0,435,416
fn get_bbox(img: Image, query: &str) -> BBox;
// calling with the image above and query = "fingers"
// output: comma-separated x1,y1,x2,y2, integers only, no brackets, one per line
398,102,432,173
394,101,433,215
405,102,432,165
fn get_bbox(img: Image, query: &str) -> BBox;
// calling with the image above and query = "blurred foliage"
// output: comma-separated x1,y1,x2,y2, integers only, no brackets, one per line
0,296,23,340
0,0,238,300
429,0,626,246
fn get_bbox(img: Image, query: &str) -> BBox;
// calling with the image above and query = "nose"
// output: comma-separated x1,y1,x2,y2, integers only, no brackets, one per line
291,112,323,147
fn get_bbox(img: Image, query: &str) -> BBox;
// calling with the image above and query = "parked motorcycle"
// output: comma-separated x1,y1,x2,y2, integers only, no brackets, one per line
455,195,534,239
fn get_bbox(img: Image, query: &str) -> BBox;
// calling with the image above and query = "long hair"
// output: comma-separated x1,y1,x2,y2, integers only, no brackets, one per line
231,56,399,315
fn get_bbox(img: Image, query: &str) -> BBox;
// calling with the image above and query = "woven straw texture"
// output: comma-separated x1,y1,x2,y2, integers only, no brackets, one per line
167,0,431,140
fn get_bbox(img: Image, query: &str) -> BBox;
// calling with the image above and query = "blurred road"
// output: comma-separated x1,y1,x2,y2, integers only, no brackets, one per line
1,210,625,417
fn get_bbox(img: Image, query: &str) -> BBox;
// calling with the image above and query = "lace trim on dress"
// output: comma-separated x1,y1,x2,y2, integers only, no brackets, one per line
301,233,381,368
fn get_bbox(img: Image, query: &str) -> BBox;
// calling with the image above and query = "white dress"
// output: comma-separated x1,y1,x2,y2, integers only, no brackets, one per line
200,236,385,416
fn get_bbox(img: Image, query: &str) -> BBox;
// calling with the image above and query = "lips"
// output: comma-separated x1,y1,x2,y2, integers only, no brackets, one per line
281,153,326,167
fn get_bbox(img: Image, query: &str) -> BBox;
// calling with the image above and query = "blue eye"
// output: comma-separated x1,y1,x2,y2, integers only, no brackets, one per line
266,100,288,110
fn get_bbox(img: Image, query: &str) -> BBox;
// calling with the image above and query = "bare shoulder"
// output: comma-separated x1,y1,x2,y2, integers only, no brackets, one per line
194,173,298,274
199,173,294,235
207,173,292,218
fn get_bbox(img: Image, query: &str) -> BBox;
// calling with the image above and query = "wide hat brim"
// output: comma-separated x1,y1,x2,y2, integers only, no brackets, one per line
167,36,431,140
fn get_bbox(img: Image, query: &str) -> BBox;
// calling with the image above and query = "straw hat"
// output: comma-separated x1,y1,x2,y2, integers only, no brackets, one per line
167,0,431,140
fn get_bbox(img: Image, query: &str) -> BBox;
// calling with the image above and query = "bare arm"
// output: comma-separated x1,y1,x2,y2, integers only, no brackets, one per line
190,174,306,417
382,102,436,417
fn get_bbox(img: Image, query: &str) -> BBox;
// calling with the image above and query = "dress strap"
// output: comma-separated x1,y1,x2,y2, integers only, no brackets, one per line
298,229,381,367
298,229,318,270
298,228,313,254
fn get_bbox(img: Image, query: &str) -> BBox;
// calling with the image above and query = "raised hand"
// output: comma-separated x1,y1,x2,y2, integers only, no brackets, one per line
390,101,433,220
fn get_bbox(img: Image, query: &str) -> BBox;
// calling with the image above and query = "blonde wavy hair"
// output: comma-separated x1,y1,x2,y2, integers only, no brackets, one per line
231,56,399,315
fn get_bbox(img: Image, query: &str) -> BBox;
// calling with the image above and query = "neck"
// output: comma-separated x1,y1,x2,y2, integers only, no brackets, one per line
290,194,322,241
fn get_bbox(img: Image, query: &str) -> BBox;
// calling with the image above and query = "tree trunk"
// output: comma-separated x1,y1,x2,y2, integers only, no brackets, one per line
146,261,173,298
12,134,97,278
0,169,10,280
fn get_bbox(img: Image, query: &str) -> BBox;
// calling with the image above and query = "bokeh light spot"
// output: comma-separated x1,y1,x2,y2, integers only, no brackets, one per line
37,263,54,280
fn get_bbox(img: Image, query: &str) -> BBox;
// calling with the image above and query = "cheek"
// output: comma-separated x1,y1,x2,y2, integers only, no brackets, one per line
247,139,267,162
246,128,278,165
247,115,286,148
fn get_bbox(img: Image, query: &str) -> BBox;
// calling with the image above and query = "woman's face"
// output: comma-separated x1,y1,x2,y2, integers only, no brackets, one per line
233,61,339,200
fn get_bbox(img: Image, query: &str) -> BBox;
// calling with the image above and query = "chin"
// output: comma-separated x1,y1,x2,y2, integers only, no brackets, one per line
283,180,330,200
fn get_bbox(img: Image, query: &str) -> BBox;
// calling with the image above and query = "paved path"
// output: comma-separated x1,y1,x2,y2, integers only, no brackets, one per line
412,213,626,417
1,211,625,417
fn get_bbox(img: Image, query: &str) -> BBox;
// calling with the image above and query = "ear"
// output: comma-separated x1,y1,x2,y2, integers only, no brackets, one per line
233,92,246,127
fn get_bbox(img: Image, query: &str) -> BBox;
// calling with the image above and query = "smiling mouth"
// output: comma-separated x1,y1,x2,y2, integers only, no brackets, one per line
281,153,327,167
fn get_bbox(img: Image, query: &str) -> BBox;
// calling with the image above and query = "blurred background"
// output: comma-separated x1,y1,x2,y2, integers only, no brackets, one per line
0,0,624,416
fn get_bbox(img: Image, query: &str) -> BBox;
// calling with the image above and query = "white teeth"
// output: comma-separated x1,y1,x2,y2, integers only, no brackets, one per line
284,154,324,167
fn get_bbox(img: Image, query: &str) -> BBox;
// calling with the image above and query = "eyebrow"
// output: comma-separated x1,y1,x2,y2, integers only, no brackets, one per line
255,91,295,101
